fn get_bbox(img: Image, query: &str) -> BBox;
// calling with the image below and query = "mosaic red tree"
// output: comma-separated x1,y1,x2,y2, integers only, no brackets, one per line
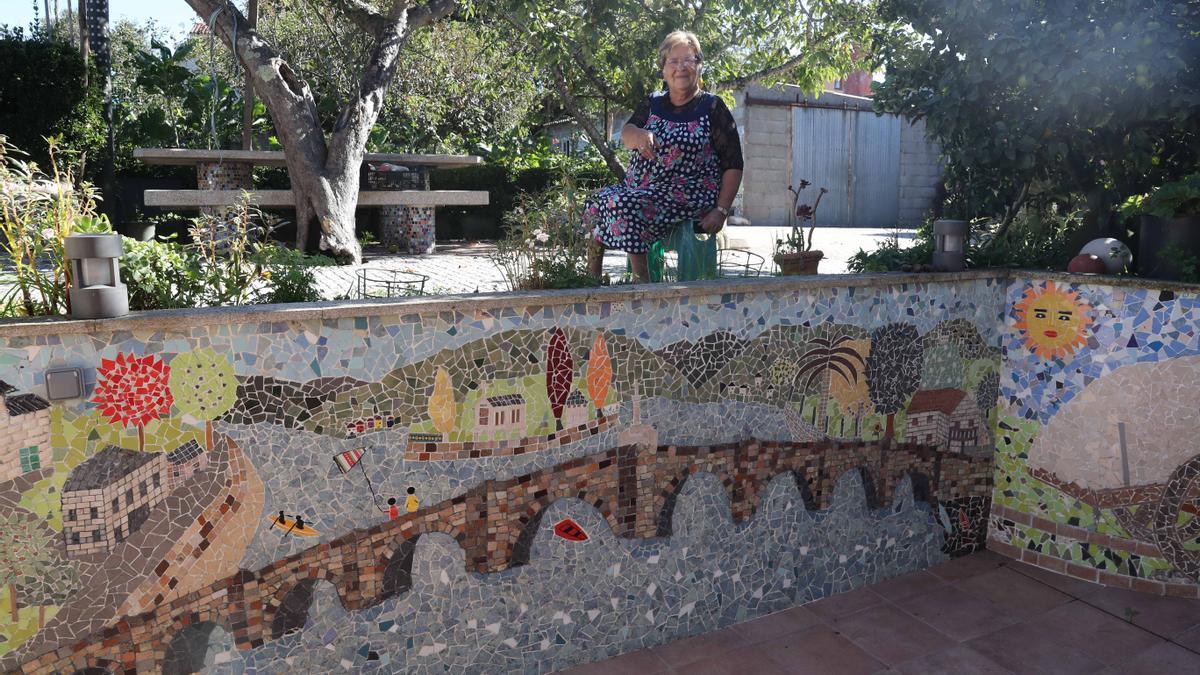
546,328,574,431
92,353,174,451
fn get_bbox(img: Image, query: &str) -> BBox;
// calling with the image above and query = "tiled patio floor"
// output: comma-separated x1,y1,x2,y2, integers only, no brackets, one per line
558,550,1200,674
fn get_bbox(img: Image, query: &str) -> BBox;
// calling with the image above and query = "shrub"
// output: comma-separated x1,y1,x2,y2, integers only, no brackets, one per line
255,246,335,304
489,172,598,291
120,237,200,311
0,136,109,317
0,27,104,176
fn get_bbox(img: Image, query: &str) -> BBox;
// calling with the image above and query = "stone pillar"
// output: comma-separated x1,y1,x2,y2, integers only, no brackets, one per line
197,161,253,216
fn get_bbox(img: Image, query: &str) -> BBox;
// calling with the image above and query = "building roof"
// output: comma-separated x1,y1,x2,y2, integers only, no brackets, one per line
64,445,160,492
565,390,588,406
907,389,968,416
167,440,204,465
5,392,50,416
484,393,525,407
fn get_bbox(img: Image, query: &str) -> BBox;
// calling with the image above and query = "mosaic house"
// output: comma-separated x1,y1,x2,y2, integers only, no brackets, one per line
0,270,1195,674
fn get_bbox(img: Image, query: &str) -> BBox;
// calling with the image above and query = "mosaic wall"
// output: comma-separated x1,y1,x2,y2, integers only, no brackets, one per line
0,277,1005,673
989,279,1200,597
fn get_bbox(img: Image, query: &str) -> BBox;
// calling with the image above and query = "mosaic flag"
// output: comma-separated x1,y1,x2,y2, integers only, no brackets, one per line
333,448,365,474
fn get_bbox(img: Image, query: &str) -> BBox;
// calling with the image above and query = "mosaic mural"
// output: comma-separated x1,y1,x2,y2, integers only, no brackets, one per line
990,278,1200,596
0,277,1007,673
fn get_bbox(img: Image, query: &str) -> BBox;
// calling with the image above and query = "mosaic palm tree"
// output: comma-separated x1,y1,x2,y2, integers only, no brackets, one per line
791,334,867,434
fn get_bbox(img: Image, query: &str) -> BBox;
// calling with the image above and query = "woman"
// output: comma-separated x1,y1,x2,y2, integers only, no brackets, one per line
585,30,744,282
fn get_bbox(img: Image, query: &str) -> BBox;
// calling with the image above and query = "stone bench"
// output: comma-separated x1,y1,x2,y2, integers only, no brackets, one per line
135,148,488,254
143,189,489,208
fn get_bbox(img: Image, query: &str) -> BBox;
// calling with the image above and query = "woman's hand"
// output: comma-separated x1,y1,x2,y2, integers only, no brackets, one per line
630,129,658,161
699,208,727,235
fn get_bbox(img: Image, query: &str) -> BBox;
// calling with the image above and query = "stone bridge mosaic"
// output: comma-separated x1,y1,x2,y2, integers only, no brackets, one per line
26,269,1199,672
14,437,992,673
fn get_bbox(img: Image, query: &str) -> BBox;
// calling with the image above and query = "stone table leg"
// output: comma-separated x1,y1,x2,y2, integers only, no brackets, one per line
197,161,254,217
402,206,437,254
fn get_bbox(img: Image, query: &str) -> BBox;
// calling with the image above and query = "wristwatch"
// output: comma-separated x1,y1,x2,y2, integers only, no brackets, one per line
714,205,730,217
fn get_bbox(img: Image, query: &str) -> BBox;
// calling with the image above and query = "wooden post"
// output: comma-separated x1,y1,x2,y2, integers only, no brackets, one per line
242,0,258,150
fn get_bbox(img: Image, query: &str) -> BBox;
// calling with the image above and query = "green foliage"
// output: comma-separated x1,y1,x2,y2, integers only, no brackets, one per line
255,247,336,304
919,343,964,390
115,33,269,158
186,197,279,307
119,237,200,311
0,26,104,174
1120,173,1200,220
874,0,1200,226
0,137,110,317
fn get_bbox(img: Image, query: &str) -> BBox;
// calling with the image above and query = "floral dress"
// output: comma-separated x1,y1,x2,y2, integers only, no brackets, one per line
585,91,744,254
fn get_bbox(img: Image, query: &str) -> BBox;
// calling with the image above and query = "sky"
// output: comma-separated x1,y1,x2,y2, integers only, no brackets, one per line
1,0,200,35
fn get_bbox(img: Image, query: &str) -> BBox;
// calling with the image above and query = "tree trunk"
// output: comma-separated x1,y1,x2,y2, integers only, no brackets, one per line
38,603,45,628
205,420,214,451
137,425,145,452
9,583,17,622
885,413,895,442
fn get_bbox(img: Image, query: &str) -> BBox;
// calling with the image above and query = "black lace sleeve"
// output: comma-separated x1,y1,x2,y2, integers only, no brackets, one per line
627,97,652,128
709,96,744,172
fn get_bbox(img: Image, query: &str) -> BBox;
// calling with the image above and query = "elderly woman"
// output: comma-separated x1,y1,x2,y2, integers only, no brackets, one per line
585,30,744,282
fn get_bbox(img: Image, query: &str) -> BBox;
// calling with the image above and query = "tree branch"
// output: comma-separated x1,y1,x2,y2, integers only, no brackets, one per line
551,64,627,180
406,0,458,29
325,0,387,33
711,40,826,93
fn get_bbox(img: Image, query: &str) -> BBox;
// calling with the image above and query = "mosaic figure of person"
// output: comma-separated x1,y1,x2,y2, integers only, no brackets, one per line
405,486,419,513
585,30,744,282
388,497,399,520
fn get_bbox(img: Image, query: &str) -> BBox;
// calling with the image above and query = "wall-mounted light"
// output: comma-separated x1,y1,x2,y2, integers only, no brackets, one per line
65,233,129,319
45,367,85,401
932,220,968,272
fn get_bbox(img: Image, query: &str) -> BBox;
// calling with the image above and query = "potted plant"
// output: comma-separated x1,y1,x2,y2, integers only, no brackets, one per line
774,180,828,275
1121,173,1200,282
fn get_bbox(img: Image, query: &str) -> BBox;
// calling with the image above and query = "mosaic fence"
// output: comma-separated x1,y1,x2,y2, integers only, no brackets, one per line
0,273,1017,673
989,279,1200,595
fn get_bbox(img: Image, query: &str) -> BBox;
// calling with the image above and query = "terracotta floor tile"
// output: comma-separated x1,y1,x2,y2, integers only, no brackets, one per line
1174,624,1200,653
1026,601,1162,663
756,624,885,675
925,550,1007,583
954,566,1073,620
679,644,790,675
966,621,1105,674
830,603,954,666
1081,585,1200,638
894,585,1017,641
895,643,1013,675
806,586,885,622
651,627,751,668
868,570,947,603
1101,641,1200,675
732,606,821,643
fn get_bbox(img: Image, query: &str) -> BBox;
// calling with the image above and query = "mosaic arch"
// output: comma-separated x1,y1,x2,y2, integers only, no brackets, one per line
0,274,1014,672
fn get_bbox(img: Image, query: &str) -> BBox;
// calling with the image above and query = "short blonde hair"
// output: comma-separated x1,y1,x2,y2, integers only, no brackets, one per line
657,30,703,69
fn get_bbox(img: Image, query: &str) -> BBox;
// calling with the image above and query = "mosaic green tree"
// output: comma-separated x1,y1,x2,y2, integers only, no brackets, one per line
0,512,54,623
169,349,238,451
13,554,78,629
866,323,924,440
919,344,965,391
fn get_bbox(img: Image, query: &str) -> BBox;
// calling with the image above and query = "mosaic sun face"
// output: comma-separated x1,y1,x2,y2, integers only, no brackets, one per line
1014,281,1092,359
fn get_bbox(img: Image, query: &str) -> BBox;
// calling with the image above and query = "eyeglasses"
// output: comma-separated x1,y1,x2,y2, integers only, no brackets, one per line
665,57,702,70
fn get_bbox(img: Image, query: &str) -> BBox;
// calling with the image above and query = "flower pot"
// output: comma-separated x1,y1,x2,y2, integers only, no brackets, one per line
775,250,823,275
118,221,156,242
1137,215,1200,281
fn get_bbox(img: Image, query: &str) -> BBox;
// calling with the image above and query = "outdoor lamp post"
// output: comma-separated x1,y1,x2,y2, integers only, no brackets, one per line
932,219,968,272
65,233,129,319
